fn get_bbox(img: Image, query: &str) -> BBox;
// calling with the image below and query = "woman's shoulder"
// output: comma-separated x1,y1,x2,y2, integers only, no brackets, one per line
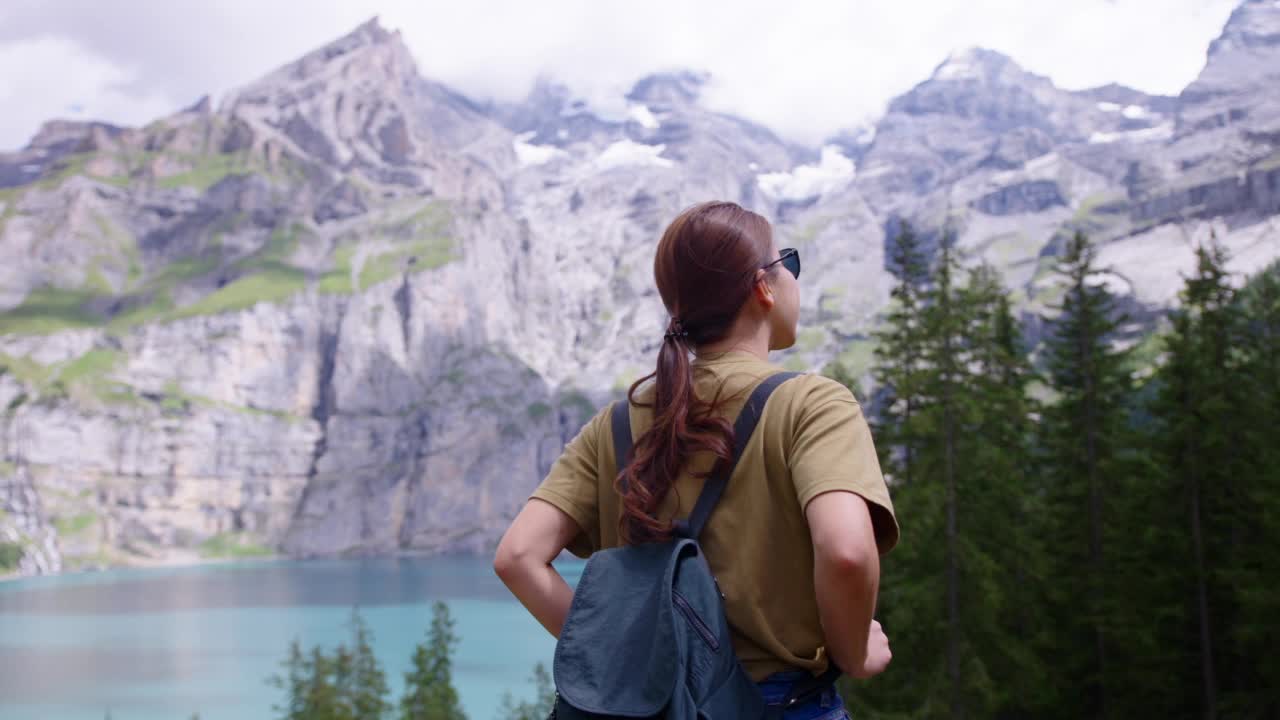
770,368,861,410
615,362,860,417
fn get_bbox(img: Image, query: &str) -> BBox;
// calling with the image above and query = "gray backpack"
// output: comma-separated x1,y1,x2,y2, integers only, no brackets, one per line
551,371,841,719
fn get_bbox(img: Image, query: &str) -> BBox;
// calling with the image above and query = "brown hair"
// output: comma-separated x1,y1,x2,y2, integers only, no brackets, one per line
617,201,778,543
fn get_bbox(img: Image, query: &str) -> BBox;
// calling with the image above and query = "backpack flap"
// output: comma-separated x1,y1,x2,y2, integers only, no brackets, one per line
553,540,694,716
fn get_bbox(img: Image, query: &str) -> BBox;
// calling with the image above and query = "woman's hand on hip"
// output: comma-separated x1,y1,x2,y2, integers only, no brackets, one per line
851,619,892,679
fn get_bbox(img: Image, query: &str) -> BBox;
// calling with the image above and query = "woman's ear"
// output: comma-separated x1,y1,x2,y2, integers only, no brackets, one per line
752,269,776,312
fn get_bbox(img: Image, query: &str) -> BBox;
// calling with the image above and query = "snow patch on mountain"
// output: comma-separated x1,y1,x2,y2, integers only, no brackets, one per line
1089,124,1173,145
558,89,632,125
1086,271,1133,296
628,104,660,129
1096,102,1150,120
513,132,565,167
594,139,673,169
1122,104,1151,120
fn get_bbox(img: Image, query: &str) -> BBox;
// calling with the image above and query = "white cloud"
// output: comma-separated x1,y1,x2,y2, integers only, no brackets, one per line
757,145,855,201
0,0,1243,151
0,35,174,149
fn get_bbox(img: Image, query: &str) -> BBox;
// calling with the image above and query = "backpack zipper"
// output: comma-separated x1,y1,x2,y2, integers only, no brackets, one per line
672,589,720,651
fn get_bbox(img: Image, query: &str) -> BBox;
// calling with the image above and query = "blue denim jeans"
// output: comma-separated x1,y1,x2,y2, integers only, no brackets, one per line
756,671,849,720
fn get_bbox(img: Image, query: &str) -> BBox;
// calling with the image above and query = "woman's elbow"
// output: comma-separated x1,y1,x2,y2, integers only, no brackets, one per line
494,531,544,584
818,540,878,579
807,491,881,579
493,536,522,582
495,499,576,583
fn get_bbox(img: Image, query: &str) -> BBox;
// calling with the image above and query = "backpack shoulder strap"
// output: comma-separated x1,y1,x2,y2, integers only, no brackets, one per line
611,398,634,484
675,371,801,539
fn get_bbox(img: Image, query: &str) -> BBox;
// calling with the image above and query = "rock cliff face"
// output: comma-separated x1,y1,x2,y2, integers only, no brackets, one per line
1,4,1278,576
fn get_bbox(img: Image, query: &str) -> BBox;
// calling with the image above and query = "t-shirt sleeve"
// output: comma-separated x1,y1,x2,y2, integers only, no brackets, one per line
529,404,608,558
787,378,900,554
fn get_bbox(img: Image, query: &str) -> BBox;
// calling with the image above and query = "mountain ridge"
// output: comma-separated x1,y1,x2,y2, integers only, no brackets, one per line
1,3,1277,577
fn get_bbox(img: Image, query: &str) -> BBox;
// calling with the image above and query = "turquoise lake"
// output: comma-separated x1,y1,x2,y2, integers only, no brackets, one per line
0,555,584,720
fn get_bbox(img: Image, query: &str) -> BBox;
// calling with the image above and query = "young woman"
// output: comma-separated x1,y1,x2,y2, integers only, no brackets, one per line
494,201,899,719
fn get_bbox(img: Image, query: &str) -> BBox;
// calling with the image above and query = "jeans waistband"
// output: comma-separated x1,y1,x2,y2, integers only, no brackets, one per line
756,670,838,704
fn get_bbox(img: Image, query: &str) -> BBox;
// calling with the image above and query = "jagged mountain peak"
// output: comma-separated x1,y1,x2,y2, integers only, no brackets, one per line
511,69,710,121
220,16,416,113
23,119,125,153
1190,0,1280,87
496,69,717,150
626,70,709,107
493,75,623,147
1207,0,1280,58
1176,0,1280,148
862,42,1183,208
347,16,397,44
308,15,403,62
889,44,1067,127
886,44,1066,134
928,47,1024,83
1074,83,1178,115
205,16,509,187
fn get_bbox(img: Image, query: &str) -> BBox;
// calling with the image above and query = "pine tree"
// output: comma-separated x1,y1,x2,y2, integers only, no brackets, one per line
269,639,349,720
268,639,311,720
348,609,393,720
1036,231,1137,719
400,601,466,720
822,357,865,401
849,221,950,719
872,220,930,486
928,233,966,719
1099,409,1191,720
851,238,1041,719
1231,261,1280,717
960,265,1047,715
1152,238,1251,720
495,662,556,720
268,609,392,720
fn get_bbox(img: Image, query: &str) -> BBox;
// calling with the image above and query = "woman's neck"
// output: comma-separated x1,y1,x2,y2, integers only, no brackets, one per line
695,327,771,362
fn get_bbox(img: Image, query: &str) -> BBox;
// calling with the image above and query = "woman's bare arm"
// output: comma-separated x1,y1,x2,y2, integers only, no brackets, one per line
806,489,890,679
493,498,581,637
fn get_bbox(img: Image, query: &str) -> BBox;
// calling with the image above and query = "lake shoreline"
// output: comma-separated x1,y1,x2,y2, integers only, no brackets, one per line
0,545,515,586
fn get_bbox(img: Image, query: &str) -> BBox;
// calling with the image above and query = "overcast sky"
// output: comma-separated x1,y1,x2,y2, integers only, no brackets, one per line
0,0,1240,152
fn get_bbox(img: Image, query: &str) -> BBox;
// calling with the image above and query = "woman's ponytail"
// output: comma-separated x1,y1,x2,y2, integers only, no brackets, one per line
615,202,775,543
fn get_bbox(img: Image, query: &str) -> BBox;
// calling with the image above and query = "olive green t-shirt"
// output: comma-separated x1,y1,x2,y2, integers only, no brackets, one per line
530,349,899,681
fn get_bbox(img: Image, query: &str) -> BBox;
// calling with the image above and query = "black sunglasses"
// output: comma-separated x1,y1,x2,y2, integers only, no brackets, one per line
760,248,801,279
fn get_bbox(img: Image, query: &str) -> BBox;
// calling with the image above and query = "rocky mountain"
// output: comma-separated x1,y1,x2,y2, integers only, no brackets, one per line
2,4,1278,577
